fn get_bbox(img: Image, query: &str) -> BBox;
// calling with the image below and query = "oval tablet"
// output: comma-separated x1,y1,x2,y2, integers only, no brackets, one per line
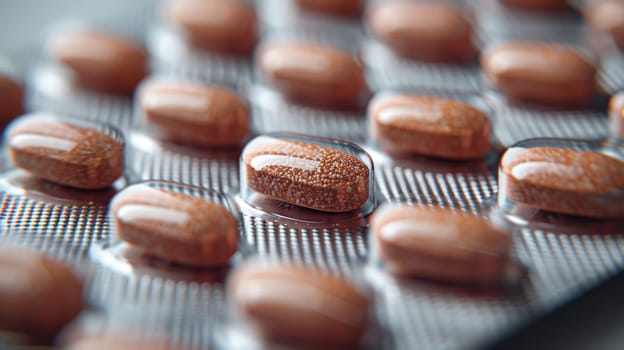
500,147,624,218
498,0,570,12
585,0,624,50
370,205,516,285
610,92,624,138
111,184,239,267
0,74,24,129
7,115,123,189
257,42,367,109
166,0,257,55
63,333,174,350
369,94,490,159
295,0,363,18
481,42,597,107
140,81,250,147
47,29,148,95
367,2,475,63
228,261,371,348
242,136,370,212
0,247,83,339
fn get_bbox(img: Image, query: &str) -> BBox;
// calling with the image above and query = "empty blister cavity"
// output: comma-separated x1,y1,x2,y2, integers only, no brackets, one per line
366,90,500,208
363,0,481,92
239,133,375,228
496,137,624,233
218,259,387,350
490,95,610,146
148,0,256,85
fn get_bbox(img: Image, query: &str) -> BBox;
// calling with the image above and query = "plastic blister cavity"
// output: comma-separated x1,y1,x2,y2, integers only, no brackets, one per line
239,133,376,228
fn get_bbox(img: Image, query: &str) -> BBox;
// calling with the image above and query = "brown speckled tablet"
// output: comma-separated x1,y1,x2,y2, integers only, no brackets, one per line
369,94,490,159
63,333,176,350
498,0,570,12
7,116,123,189
370,205,516,285
0,74,23,129
585,0,624,50
140,81,250,147
367,2,475,63
228,261,371,349
243,137,370,212
48,30,148,95
295,0,363,17
112,185,238,267
166,0,257,55
610,92,624,138
257,42,367,109
0,247,83,340
500,147,624,218
481,42,596,107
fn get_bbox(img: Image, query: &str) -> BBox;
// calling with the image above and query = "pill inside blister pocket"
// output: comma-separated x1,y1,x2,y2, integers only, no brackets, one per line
295,0,363,17
584,0,624,51
165,0,258,55
228,261,372,349
481,41,597,107
0,74,23,129
47,29,148,95
257,42,367,109
242,135,371,213
0,247,83,340
140,81,250,148
370,205,519,286
7,114,124,190
366,2,475,63
609,91,624,139
369,94,491,160
497,0,570,12
500,146,624,219
111,184,239,267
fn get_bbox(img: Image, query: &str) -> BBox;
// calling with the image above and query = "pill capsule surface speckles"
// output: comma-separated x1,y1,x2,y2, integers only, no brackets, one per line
295,0,363,17
367,2,475,63
0,74,23,129
0,247,83,339
7,115,123,189
257,42,367,109
243,137,370,212
140,81,250,147
369,94,490,159
228,261,371,348
166,0,257,55
610,92,624,138
48,29,148,95
500,147,624,218
370,205,516,285
481,42,596,107
111,185,239,267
